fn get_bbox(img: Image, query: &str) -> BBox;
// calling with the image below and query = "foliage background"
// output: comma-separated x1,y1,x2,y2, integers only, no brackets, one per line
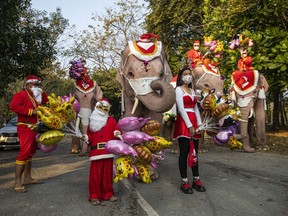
0,0,287,130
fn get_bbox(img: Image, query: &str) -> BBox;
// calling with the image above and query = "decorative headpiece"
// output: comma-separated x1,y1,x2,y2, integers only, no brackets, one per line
128,33,162,72
69,58,87,80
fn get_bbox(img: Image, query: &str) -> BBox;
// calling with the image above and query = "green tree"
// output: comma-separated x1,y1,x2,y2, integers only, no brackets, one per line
145,0,205,73
0,0,69,94
0,0,69,123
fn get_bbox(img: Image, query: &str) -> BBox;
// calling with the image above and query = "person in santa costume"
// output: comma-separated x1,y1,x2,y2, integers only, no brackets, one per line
173,67,206,194
83,98,121,206
187,40,204,69
233,48,254,89
9,75,48,193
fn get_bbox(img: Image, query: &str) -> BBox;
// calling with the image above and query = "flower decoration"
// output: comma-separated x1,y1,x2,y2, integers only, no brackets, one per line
163,113,176,124
203,36,224,59
229,34,254,50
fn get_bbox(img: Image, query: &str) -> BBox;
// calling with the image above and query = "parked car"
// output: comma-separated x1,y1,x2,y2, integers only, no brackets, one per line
0,117,19,150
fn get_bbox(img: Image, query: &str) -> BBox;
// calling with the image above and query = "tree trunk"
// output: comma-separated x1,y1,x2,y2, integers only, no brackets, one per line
272,88,280,130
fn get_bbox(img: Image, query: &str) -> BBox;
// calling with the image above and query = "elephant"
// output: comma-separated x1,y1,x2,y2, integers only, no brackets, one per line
116,34,176,123
116,33,176,180
69,59,103,156
230,70,269,153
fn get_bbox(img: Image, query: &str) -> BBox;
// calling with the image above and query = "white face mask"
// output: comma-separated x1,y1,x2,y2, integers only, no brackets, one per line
193,45,200,51
126,76,159,95
30,86,43,104
242,53,248,58
182,75,193,84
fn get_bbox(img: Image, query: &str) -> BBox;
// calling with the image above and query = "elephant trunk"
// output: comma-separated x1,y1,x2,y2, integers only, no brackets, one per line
137,80,176,113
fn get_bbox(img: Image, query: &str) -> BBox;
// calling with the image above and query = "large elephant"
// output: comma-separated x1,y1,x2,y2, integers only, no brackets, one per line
116,34,176,123
230,70,269,152
69,59,103,156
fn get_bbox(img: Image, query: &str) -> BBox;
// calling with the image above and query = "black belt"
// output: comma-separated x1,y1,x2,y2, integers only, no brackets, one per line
90,142,106,150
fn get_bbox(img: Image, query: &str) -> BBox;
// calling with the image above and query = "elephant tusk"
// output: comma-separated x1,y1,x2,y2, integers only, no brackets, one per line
131,97,139,114
238,118,248,123
75,116,81,134
248,108,254,118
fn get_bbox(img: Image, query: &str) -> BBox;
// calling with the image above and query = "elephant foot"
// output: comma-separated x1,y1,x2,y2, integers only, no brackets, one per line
233,134,247,141
70,148,81,154
150,169,159,181
256,145,270,152
243,145,256,153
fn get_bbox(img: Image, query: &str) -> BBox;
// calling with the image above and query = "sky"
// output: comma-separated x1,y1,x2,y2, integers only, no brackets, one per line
31,0,119,31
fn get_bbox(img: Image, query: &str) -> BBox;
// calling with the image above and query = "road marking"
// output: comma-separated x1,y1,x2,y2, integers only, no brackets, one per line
122,179,159,216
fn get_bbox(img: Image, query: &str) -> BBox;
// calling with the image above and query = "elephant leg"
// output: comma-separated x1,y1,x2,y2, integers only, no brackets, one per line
79,124,89,157
71,137,81,154
239,107,255,153
254,99,268,150
248,117,255,147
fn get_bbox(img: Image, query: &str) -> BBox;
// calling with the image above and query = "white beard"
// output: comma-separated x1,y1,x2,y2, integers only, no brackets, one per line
31,87,43,104
89,109,108,132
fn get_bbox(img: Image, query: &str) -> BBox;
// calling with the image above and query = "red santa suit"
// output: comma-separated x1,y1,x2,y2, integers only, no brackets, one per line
87,115,119,201
10,79,48,165
187,41,203,69
232,55,254,90
237,56,253,72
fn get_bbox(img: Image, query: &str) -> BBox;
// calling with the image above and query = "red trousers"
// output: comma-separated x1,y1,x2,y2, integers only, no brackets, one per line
89,158,114,201
16,125,38,162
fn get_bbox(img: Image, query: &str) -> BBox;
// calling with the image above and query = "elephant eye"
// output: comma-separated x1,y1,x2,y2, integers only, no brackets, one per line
128,71,134,78
159,72,164,78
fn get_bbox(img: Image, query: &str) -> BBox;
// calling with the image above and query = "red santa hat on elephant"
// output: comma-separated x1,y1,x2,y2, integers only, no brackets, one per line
89,98,112,132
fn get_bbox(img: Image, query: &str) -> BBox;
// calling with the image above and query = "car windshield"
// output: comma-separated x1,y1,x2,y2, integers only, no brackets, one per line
6,117,18,127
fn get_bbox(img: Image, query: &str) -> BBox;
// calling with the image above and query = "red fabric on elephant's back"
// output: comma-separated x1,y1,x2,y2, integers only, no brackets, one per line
232,70,259,95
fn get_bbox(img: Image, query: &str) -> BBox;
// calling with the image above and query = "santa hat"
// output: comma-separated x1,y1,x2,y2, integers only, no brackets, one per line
96,98,111,112
193,40,200,45
26,75,41,84
139,33,159,42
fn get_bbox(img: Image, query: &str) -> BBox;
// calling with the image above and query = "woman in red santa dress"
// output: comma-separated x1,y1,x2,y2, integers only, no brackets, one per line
84,98,121,206
173,67,206,194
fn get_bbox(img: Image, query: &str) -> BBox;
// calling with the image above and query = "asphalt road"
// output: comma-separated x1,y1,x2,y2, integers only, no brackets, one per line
0,138,287,216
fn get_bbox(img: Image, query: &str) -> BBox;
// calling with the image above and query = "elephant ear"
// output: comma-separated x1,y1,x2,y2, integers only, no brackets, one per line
116,46,130,90
259,74,269,92
161,49,173,83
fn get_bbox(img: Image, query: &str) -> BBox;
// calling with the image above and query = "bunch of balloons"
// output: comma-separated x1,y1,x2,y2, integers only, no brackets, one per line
105,117,172,184
35,93,80,153
198,88,243,150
